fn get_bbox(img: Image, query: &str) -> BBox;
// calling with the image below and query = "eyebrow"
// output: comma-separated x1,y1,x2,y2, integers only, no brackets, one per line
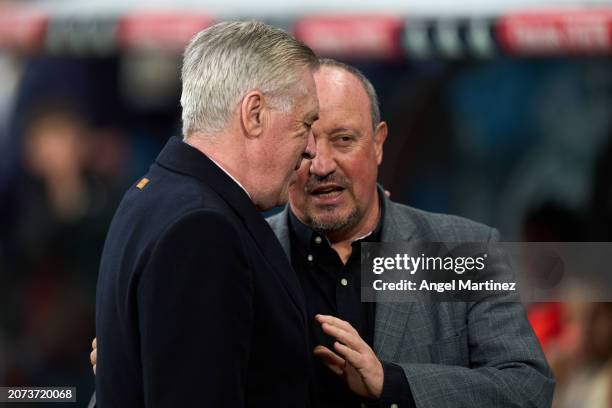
329,127,358,135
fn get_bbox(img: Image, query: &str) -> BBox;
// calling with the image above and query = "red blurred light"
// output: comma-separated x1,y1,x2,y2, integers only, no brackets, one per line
0,6,47,53
293,15,403,60
118,11,214,53
497,8,612,55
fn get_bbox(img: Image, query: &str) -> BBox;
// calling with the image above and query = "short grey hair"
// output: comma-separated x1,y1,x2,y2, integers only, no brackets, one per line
318,58,380,131
180,21,319,137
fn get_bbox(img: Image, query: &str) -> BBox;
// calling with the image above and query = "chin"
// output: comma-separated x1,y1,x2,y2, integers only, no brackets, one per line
308,210,347,227
310,203,348,216
308,202,361,231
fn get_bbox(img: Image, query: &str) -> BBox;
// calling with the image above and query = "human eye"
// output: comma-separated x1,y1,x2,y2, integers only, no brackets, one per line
333,134,354,147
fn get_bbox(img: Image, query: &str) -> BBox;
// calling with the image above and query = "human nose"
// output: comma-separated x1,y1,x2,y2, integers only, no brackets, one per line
302,130,316,160
309,142,336,178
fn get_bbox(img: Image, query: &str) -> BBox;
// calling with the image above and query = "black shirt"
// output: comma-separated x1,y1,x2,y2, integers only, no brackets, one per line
288,195,415,408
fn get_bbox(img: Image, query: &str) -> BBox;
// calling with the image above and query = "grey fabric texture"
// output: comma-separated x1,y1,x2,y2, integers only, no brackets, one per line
267,193,555,408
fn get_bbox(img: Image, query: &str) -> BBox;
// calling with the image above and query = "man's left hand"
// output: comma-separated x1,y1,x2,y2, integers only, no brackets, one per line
90,337,97,375
314,314,384,399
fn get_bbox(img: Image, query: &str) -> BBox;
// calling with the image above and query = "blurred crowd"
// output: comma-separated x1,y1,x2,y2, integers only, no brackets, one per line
0,51,611,406
523,204,612,407
0,93,125,395
0,54,169,395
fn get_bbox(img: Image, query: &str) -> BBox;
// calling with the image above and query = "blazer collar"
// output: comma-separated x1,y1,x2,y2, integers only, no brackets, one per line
379,187,417,243
272,184,417,245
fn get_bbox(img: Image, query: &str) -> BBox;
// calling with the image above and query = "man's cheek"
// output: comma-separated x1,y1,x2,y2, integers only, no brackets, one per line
292,165,309,185
288,176,306,194
288,172,298,185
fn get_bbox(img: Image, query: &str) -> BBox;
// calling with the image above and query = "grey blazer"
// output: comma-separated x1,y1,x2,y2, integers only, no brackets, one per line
267,195,555,408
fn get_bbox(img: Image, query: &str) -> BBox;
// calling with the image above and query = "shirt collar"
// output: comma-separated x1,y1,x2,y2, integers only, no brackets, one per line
208,156,251,199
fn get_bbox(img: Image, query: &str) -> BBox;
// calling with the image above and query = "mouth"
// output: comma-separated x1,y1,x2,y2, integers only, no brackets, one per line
310,184,345,198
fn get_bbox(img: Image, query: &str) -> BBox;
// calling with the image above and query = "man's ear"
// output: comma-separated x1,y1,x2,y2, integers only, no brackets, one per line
241,90,266,138
373,121,388,165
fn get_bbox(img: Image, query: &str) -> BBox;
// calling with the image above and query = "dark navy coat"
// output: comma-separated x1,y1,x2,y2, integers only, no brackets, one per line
95,137,311,407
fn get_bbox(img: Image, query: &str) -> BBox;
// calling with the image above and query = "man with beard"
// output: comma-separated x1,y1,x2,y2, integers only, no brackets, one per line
91,59,554,408
266,59,554,408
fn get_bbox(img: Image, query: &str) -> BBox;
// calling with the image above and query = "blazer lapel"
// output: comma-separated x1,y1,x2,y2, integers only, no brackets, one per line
373,193,418,357
267,207,291,259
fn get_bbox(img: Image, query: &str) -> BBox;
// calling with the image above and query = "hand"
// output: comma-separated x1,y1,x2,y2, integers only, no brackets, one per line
313,315,384,399
90,337,97,375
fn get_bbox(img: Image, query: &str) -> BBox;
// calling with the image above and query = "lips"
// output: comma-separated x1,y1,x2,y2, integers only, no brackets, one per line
310,184,345,198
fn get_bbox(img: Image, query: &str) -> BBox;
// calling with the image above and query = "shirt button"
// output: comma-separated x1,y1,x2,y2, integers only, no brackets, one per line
314,236,322,244
307,254,313,262
340,278,348,286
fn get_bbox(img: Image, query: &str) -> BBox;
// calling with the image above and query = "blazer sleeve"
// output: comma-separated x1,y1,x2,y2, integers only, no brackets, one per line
388,228,555,408
137,209,253,407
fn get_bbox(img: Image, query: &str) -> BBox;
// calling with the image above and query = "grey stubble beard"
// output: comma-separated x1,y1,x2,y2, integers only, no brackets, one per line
302,199,362,235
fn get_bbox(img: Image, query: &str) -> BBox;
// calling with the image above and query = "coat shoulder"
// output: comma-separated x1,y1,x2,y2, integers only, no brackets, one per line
386,200,498,242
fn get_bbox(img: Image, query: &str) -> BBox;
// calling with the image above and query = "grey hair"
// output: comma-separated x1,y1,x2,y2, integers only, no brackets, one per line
318,58,380,131
180,21,319,138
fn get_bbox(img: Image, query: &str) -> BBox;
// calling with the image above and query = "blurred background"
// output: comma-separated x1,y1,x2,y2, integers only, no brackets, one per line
0,0,611,406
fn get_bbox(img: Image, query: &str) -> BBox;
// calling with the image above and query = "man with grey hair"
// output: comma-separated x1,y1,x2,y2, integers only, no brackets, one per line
91,57,555,407
95,21,319,407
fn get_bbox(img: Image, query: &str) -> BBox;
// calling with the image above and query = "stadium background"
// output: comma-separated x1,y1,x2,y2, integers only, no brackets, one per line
0,0,611,406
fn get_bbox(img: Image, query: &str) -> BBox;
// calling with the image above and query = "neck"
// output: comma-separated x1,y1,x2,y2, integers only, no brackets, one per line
186,132,254,199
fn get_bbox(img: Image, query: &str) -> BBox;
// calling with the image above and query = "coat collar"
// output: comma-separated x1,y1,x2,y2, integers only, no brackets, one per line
156,136,254,219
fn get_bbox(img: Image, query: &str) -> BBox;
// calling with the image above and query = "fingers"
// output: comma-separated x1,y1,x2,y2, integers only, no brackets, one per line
90,338,97,375
314,315,384,399
90,348,97,366
320,322,364,353
316,315,369,369
91,338,98,375
314,345,345,366
315,314,358,335
333,341,364,369
313,345,345,376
